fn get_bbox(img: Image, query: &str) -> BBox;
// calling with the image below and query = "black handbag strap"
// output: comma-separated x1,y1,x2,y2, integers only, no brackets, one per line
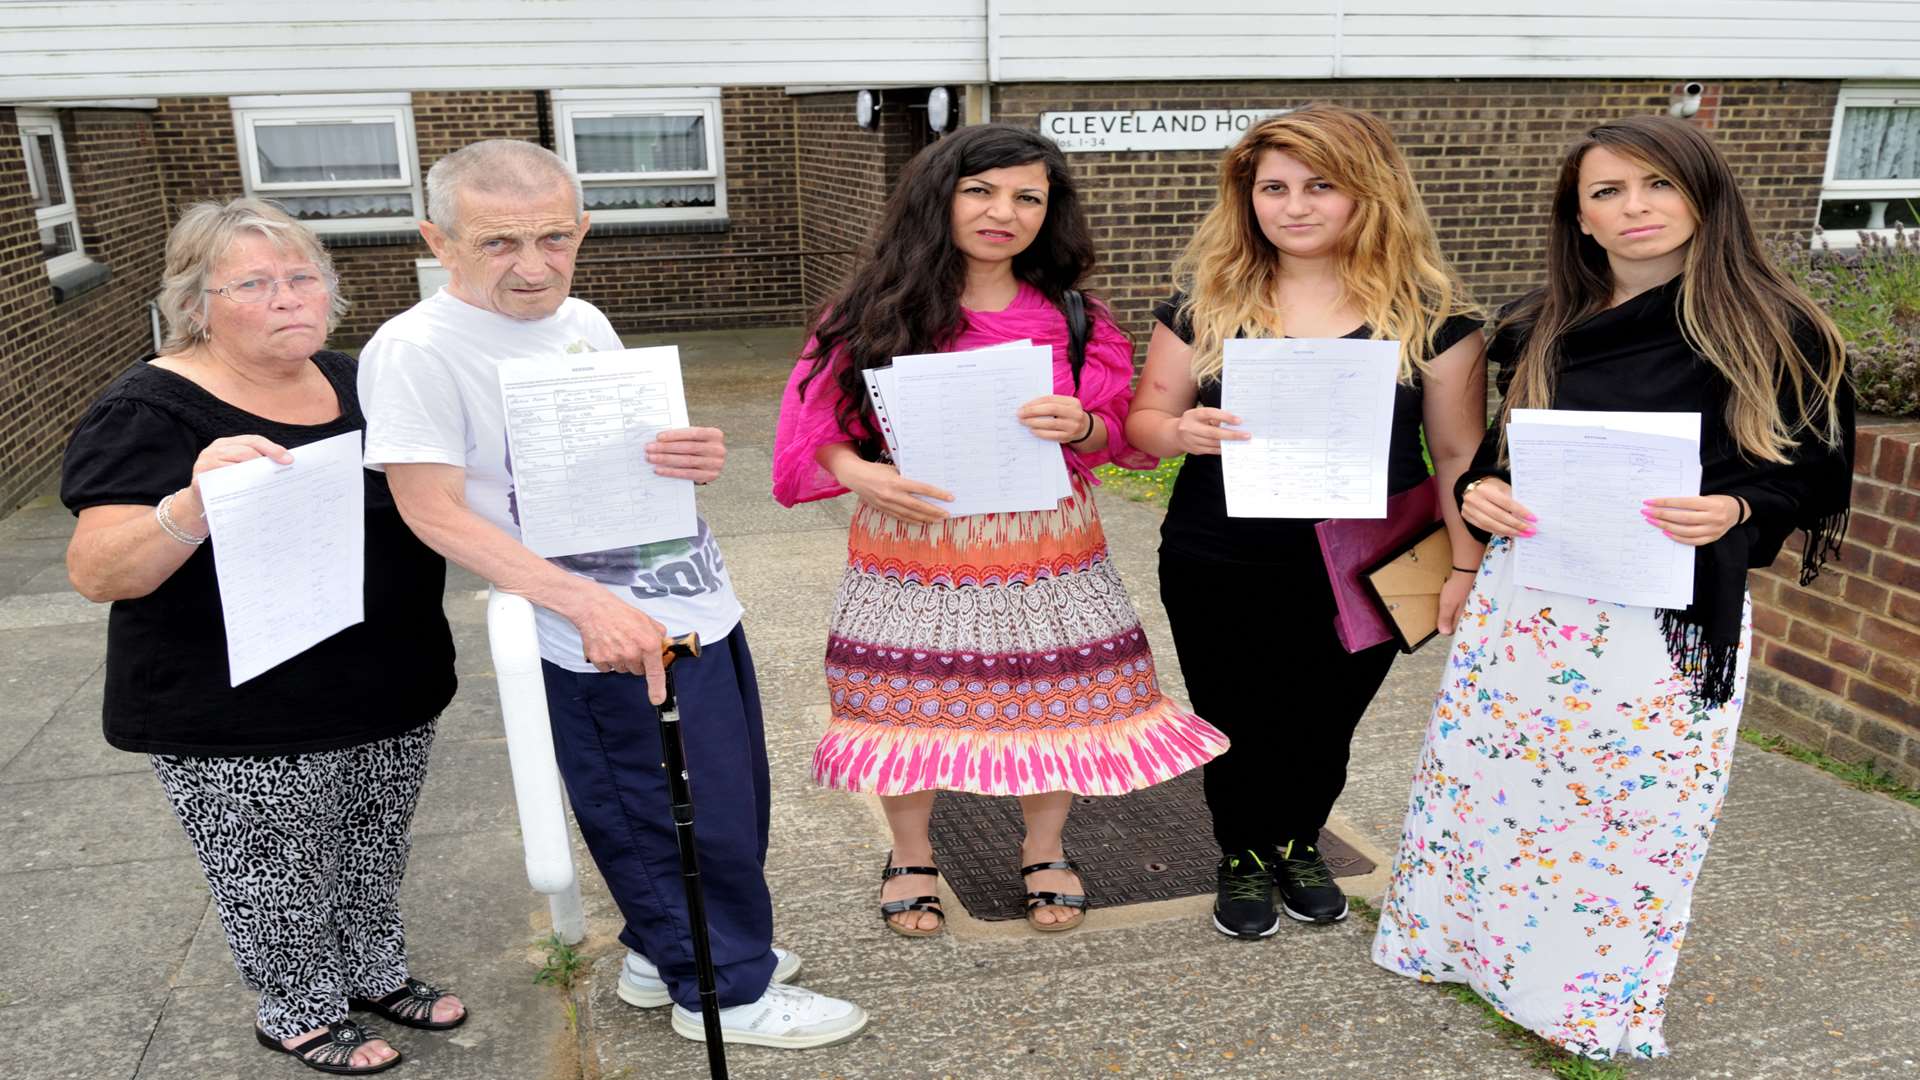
1062,289,1090,392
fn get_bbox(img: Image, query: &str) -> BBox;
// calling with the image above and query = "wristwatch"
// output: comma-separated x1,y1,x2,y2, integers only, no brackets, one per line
1461,477,1489,498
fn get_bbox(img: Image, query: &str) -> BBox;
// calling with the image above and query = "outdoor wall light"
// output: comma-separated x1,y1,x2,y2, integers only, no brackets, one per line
1669,82,1705,119
926,86,952,133
855,89,879,129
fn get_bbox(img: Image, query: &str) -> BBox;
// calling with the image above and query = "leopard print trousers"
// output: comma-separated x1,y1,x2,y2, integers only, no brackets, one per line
150,720,436,1039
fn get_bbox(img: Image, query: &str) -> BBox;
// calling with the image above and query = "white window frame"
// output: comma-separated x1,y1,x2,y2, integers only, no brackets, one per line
552,88,727,225
230,93,422,235
17,107,89,277
1816,82,1920,249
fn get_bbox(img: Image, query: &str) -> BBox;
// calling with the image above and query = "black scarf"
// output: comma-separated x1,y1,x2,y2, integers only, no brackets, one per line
1463,277,1855,706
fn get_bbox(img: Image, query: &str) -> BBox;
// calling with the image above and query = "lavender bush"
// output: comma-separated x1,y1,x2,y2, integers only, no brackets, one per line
1776,225,1920,417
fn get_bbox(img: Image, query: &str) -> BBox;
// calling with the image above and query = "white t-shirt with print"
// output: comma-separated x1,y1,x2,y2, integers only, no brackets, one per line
358,288,742,673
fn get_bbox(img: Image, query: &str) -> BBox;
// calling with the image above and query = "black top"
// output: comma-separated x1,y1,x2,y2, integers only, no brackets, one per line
60,352,457,756
1458,278,1854,704
1153,290,1484,563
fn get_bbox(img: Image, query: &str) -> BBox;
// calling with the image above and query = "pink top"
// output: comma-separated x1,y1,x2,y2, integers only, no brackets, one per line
771,282,1156,507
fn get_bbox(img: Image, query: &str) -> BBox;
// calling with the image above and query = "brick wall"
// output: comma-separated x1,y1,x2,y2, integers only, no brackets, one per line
0,79,1853,512
990,79,1839,344
1746,421,1920,785
150,97,243,216
574,86,807,335
0,108,170,513
794,91,936,312
146,89,811,342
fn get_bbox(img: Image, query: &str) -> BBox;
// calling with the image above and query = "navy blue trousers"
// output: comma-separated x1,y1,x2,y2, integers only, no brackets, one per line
541,624,776,1009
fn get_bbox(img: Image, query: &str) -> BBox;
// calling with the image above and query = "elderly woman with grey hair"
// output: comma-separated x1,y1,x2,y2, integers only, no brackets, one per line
61,198,464,1075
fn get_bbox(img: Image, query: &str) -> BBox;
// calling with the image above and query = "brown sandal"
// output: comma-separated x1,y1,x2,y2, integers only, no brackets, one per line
1021,858,1089,933
879,854,945,938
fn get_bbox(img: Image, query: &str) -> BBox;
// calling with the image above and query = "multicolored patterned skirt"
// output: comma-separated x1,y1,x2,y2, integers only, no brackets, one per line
1371,537,1749,1060
812,478,1227,797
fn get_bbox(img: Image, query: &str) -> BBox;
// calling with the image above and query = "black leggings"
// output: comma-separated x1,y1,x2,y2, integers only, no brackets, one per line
1158,550,1396,855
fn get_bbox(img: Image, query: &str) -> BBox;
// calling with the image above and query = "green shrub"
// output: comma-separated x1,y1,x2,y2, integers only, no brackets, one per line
1776,224,1920,417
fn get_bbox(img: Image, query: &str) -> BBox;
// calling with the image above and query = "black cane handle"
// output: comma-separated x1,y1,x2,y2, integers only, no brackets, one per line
661,633,701,669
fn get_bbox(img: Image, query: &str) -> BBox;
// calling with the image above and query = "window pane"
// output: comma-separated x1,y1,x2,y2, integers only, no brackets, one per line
1834,106,1920,182
574,115,707,175
31,132,65,208
272,192,415,221
582,183,717,212
40,221,77,259
1819,197,1920,231
255,121,403,184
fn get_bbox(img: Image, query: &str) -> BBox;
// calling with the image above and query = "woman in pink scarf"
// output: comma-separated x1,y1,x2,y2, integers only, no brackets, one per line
773,124,1226,937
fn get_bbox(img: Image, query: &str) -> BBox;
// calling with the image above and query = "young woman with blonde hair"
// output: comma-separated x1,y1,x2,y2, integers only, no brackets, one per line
1372,115,1853,1060
1126,104,1486,938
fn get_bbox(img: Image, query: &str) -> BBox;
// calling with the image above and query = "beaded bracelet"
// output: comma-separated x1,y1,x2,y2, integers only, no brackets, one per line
155,493,209,546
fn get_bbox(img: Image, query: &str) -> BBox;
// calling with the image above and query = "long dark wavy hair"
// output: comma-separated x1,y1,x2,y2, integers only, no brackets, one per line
1498,115,1848,463
797,122,1096,458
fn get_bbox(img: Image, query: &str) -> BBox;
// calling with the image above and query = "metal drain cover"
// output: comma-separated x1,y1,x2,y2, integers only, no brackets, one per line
928,772,1375,921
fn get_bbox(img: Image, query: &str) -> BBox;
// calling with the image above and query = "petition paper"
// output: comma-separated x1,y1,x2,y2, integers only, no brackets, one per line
499,347,697,558
197,430,365,686
885,344,1070,516
1219,337,1399,519
1508,409,1703,609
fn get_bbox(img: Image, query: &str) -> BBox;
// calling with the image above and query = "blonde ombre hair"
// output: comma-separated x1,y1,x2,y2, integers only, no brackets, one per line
1497,116,1848,463
1172,104,1477,384
156,198,343,353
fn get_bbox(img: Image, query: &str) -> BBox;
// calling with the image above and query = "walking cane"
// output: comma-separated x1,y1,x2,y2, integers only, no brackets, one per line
656,632,729,1080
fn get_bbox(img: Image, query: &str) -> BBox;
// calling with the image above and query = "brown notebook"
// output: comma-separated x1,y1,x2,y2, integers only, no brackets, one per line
1361,521,1454,653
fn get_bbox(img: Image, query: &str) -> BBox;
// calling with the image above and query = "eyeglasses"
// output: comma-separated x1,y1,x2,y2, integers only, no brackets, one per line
206,271,334,304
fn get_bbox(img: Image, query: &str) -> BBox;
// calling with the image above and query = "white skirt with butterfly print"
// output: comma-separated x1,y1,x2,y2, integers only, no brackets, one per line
1371,536,1751,1061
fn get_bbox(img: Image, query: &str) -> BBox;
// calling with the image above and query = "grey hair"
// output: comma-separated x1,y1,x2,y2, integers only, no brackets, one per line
425,139,584,235
156,198,344,353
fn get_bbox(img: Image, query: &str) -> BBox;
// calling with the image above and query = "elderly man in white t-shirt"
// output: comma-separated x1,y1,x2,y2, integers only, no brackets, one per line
358,139,865,1050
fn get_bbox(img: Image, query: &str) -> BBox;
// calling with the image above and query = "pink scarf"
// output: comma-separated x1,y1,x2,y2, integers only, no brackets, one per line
772,282,1156,506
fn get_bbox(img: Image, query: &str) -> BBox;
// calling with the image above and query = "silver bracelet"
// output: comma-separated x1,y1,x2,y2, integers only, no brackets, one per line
155,492,209,546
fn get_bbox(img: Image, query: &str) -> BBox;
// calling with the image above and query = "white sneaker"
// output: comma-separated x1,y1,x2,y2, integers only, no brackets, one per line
670,983,868,1049
618,947,801,1009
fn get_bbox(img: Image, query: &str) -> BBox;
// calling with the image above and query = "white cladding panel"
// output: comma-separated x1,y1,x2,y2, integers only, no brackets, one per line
2,0,1914,99
0,0,988,100
994,0,1920,82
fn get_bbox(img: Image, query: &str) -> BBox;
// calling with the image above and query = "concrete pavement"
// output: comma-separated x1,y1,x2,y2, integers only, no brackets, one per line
1,327,1914,1079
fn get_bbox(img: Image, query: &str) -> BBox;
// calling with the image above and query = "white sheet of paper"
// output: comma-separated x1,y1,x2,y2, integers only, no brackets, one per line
886,345,1071,517
499,346,697,557
1508,410,1703,608
197,430,365,686
1219,337,1399,519
1509,408,1701,443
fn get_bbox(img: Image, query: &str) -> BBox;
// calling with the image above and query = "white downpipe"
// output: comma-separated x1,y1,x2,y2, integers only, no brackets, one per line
486,588,586,944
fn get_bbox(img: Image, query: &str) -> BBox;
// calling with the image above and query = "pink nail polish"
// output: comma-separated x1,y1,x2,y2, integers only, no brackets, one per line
1525,514,1538,522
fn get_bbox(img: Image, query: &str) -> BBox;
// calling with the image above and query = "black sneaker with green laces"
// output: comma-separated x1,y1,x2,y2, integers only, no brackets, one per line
1211,851,1280,939
1274,837,1348,924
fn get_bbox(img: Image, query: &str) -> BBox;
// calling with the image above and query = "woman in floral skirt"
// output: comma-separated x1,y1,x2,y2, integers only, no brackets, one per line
1372,115,1854,1060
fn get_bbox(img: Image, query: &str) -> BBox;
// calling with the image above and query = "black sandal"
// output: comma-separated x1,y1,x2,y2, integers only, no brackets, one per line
1021,858,1089,933
255,1019,401,1075
879,853,945,938
348,977,467,1030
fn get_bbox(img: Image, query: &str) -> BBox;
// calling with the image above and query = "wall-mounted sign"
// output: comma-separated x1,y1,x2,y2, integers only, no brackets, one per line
1040,108,1290,153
